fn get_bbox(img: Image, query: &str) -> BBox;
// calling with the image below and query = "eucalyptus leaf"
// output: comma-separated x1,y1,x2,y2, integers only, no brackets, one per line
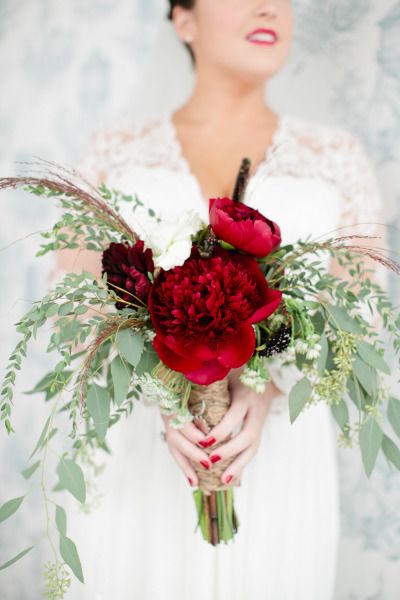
347,375,367,410
110,356,132,407
0,496,25,523
288,377,312,424
115,329,144,367
29,415,51,459
86,384,111,440
330,400,349,432
381,434,400,470
356,340,390,375
359,418,383,478
21,461,40,480
59,534,84,583
388,396,400,439
55,505,67,536
316,334,328,374
58,301,74,316
135,346,159,377
0,546,34,571
325,305,363,334
56,458,86,504
352,356,377,397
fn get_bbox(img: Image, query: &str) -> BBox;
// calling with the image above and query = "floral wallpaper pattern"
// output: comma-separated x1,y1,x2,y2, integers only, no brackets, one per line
0,1,399,598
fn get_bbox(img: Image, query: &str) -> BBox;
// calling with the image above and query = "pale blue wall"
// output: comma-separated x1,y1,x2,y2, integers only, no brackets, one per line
0,1,399,598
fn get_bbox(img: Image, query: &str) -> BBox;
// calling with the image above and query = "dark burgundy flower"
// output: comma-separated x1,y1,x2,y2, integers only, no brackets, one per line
209,197,281,258
148,247,282,385
102,240,154,309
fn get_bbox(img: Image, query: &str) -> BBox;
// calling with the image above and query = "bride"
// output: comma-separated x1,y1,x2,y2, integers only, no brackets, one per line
54,1,383,598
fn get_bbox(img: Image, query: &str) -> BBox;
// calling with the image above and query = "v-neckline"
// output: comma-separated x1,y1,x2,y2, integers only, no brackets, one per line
163,110,288,208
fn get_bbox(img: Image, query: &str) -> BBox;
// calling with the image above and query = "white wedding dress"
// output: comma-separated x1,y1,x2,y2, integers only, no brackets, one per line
62,110,383,600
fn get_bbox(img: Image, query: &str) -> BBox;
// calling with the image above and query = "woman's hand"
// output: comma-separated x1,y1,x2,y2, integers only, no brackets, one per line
159,411,213,488
160,368,283,488
202,369,283,486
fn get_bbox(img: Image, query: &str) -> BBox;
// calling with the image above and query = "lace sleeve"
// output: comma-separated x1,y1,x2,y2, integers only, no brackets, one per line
76,125,135,187
332,132,389,293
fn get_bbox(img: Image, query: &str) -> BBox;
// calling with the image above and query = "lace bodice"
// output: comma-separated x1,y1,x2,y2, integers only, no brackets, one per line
77,111,383,236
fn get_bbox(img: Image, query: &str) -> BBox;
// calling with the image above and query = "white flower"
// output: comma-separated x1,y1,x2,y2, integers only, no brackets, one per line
295,339,309,354
306,345,322,361
134,208,205,271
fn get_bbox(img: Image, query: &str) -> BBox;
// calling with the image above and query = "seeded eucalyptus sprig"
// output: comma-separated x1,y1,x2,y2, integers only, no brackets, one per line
251,238,400,476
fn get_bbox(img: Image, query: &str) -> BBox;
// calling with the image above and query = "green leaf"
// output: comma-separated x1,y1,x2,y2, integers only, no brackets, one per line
115,329,144,367
59,534,84,583
45,303,59,317
29,415,51,459
135,346,159,377
356,340,390,375
86,384,111,441
58,301,74,316
55,505,67,536
330,400,349,432
359,419,383,477
352,356,377,397
56,458,86,504
316,334,328,374
24,370,73,401
110,356,132,407
325,305,364,334
0,496,25,523
388,396,400,439
0,546,34,571
381,434,400,470
288,377,312,424
21,461,40,480
347,375,367,410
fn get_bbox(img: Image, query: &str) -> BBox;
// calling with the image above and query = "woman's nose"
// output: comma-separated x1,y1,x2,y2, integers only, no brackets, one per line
254,1,278,18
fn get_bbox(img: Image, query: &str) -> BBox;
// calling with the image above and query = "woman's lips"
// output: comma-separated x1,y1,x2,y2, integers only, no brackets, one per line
246,28,278,45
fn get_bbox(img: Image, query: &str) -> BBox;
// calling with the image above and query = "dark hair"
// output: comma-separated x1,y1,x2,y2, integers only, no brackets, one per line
167,0,196,67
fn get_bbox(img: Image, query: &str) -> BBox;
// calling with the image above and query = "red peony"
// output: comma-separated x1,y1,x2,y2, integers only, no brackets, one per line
102,240,154,310
209,197,281,258
148,247,282,385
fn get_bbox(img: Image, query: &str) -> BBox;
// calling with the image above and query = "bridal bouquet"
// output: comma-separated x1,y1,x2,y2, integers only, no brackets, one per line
1,157,400,595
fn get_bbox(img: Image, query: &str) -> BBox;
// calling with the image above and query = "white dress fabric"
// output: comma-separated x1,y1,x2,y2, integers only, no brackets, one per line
64,111,383,600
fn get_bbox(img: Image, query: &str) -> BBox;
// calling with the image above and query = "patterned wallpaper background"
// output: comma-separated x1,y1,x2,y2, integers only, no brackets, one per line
0,1,399,598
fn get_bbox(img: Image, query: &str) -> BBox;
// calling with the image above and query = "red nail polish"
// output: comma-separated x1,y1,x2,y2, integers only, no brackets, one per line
205,437,217,447
188,477,194,486
210,454,221,464
198,440,209,448
225,474,233,484
200,460,210,470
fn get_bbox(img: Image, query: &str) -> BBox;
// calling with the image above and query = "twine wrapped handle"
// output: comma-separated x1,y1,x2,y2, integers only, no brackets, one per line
188,378,237,495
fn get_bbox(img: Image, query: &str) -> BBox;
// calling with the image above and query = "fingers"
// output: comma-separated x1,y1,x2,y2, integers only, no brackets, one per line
205,398,248,446
208,427,256,464
220,443,258,486
166,427,211,468
179,420,209,445
169,445,199,487
160,410,208,445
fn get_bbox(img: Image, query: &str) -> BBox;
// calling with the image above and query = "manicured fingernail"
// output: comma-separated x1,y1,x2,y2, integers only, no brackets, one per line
210,454,221,464
205,437,217,447
200,460,210,470
188,477,194,486
225,474,233,484
198,440,209,448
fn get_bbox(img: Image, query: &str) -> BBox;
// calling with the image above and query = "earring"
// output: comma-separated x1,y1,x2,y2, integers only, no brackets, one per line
184,35,193,43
